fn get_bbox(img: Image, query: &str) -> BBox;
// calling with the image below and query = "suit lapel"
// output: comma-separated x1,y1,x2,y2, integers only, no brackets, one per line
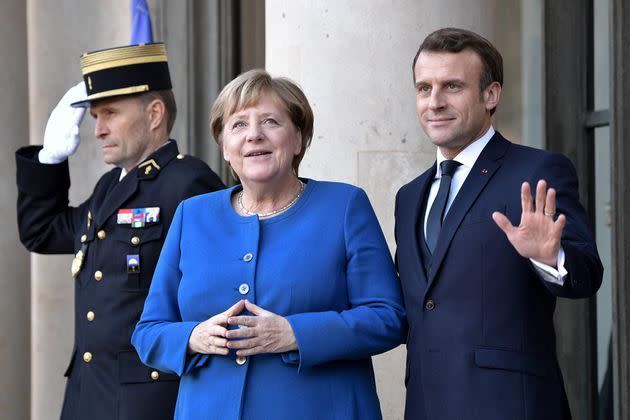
400,164,435,285
94,168,140,226
426,134,510,288
93,140,180,227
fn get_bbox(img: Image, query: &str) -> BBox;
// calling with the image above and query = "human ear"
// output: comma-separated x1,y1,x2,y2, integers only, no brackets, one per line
293,130,302,156
221,137,230,162
147,99,165,131
484,81,502,111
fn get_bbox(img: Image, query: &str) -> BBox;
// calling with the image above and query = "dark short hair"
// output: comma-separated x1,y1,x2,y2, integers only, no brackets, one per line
139,90,177,134
413,27,503,114
210,69,314,176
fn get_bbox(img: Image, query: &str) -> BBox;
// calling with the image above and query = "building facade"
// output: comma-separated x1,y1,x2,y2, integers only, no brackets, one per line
1,1,628,419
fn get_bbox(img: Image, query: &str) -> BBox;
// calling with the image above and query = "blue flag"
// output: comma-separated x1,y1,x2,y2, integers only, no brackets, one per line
131,0,154,44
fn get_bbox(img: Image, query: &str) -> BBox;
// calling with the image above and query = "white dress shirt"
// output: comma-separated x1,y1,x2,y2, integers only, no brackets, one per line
423,126,568,286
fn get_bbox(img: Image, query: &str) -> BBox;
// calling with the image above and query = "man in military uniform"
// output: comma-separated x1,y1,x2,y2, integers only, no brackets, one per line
15,43,225,419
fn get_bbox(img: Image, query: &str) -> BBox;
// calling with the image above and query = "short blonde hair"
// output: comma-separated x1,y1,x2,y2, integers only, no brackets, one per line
210,69,314,175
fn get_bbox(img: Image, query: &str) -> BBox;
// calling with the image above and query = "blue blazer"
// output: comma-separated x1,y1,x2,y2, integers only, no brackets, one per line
395,133,602,420
133,179,406,420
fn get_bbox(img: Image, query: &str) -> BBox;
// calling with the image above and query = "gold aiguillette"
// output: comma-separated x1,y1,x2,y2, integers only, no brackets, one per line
71,244,88,278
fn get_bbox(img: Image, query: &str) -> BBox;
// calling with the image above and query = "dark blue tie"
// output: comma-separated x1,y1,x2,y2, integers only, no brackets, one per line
426,160,461,253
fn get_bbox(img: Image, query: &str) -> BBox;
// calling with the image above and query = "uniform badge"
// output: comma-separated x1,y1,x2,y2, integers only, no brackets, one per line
138,159,161,179
118,207,160,226
126,254,140,273
117,209,133,224
131,210,146,228
145,207,160,222
71,248,85,278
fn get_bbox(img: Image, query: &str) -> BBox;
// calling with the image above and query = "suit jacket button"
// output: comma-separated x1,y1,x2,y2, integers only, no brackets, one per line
425,299,435,311
80,234,87,243
94,270,103,281
83,352,93,363
151,371,160,380
97,230,106,240
236,356,247,365
239,283,250,295
86,311,95,321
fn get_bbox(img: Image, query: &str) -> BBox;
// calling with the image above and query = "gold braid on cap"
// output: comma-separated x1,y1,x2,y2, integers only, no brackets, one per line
80,44,168,75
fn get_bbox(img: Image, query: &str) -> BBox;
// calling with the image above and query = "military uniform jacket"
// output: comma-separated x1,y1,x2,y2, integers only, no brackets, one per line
15,141,225,420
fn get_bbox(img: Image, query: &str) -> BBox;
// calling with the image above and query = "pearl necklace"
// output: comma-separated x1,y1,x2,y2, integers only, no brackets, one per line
237,180,305,218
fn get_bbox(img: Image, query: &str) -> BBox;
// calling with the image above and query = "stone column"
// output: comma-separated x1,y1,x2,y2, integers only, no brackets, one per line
26,1,129,418
0,1,30,418
266,1,504,418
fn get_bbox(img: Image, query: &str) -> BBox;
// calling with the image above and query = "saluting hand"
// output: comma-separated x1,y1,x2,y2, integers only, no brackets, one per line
226,300,297,356
492,180,566,268
188,300,245,355
39,81,88,164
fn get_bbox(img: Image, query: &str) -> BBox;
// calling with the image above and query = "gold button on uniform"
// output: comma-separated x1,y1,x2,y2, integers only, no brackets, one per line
80,234,87,243
176,153,184,160
97,230,106,240
94,270,103,281
236,356,247,365
86,311,95,321
83,352,93,363
151,371,160,380
131,236,140,245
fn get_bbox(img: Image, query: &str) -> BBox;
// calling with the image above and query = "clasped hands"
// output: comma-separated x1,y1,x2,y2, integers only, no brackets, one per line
492,180,566,268
188,299,298,357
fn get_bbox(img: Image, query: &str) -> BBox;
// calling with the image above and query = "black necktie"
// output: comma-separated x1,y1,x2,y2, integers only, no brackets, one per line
425,160,461,253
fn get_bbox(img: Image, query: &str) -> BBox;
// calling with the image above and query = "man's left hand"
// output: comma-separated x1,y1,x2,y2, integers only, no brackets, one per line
226,300,298,356
492,180,566,268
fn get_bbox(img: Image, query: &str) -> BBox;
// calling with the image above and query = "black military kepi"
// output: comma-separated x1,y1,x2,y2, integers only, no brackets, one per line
71,42,171,107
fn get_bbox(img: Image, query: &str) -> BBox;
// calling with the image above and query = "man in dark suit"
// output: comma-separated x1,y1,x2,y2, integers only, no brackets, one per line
15,43,225,420
395,27,602,420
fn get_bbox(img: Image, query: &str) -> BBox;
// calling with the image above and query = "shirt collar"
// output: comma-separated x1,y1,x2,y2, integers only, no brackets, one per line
435,126,495,178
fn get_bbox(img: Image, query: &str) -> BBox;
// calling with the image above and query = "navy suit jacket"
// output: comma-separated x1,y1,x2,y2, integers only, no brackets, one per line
394,133,602,420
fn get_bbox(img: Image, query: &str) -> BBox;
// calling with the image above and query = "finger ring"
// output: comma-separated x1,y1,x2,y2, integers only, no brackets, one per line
544,211,555,217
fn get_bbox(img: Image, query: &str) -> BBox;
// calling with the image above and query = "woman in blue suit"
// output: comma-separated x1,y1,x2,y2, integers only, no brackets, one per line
132,69,406,419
